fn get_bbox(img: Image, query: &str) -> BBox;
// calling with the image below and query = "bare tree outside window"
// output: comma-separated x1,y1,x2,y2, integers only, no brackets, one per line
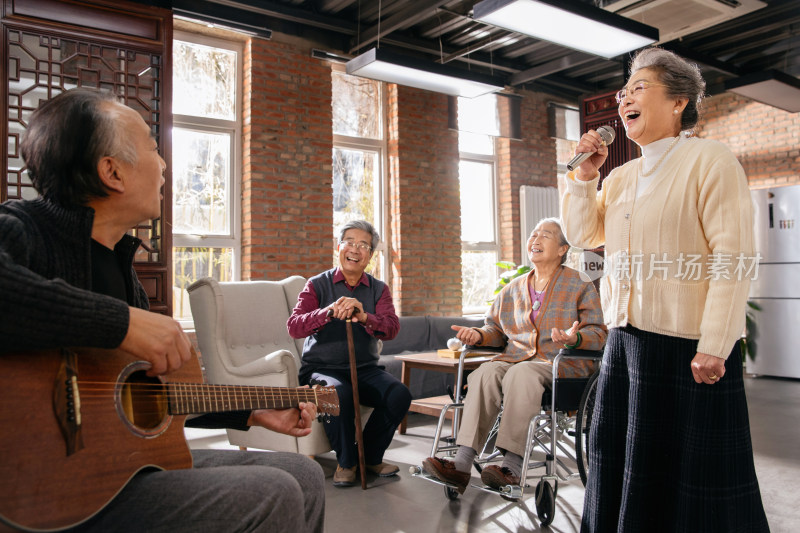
173,40,236,120
457,95,499,313
172,33,242,322
332,70,381,139
173,129,231,235
331,67,385,279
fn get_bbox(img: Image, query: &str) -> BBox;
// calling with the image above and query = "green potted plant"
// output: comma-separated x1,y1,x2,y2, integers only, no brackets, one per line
742,300,761,363
489,261,531,303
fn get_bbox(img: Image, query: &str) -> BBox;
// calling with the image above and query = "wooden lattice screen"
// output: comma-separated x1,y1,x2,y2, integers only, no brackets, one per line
1,0,173,315
580,90,640,187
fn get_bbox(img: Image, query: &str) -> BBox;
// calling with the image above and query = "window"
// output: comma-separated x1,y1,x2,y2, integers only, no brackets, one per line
171,32,242,321
457,95,500,313
331,66,386,279
549,102,580,176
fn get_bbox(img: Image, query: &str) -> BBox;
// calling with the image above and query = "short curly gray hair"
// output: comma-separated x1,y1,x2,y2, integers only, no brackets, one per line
629,47,706,132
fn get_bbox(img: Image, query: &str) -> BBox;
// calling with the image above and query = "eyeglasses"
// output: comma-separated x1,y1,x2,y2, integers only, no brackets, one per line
339,240,371,252
615,81,667,103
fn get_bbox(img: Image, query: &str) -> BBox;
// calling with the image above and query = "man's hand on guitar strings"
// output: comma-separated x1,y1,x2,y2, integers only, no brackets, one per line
121,307,192,376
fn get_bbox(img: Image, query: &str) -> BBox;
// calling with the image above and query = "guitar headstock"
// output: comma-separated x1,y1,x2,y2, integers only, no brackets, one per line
312,385,340,417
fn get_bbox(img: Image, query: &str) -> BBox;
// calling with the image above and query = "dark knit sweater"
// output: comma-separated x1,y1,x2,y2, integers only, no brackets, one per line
0,197,250,430
0,198,137,352
299,268,385,377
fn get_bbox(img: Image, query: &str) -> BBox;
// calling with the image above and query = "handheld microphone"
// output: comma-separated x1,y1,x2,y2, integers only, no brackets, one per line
566,125,615,171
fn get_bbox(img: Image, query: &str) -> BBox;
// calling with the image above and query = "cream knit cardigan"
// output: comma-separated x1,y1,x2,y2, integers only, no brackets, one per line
559,137,754,359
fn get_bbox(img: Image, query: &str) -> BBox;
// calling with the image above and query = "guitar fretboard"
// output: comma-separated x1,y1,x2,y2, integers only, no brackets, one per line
168,383,320,414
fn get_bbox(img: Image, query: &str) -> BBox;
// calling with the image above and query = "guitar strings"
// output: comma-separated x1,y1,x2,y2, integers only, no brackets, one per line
73,381,334,415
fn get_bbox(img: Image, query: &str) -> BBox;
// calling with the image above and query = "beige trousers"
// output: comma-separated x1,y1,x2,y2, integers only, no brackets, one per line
455,360,553,457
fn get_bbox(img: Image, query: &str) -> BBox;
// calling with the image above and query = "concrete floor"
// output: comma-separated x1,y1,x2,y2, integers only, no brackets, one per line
186,375,800,532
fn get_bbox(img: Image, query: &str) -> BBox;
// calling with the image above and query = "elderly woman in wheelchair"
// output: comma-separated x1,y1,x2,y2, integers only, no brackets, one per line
421,218,607,505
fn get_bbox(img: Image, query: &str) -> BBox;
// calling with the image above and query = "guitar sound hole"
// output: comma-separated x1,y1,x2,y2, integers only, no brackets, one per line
118,368,170,437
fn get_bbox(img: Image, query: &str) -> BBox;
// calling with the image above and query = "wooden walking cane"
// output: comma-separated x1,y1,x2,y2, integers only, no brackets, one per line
345,319,368,490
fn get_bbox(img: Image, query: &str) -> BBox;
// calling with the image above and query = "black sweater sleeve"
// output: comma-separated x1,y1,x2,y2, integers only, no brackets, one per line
184,411,251,432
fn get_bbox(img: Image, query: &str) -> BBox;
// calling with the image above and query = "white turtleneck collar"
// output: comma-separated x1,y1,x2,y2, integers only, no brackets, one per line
636,135,685,198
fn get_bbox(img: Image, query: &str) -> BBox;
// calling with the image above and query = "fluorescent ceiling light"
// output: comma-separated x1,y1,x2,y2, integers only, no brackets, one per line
346,48,505,98
725,70,800,114
473,0,659,59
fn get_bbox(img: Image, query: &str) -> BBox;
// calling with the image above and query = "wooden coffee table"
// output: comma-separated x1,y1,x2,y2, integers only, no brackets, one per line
395,351,495,434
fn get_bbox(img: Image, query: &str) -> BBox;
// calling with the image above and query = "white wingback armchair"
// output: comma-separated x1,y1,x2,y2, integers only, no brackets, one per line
187,276,334,455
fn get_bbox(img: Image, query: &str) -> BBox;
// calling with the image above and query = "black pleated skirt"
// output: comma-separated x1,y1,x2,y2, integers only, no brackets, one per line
581,325,770,533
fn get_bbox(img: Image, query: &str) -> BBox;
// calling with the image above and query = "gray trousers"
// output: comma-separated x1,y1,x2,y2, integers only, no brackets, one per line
67,449,325,533
456,360,552,457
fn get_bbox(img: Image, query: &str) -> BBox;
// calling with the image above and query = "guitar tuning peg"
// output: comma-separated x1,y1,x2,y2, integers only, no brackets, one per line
309,378,328,387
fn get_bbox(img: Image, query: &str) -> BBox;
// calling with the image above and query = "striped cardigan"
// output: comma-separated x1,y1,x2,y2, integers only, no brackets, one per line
475,265,607,377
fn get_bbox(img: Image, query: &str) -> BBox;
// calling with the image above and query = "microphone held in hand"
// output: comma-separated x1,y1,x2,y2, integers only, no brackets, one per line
566,125,615,171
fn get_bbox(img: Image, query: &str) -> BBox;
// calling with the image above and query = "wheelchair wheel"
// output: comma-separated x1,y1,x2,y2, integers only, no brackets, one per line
444,486,460,500
575,370,599,487
534,480,555,526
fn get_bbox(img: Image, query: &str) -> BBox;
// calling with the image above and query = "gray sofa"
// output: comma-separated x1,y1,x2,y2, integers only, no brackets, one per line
379,315,485,399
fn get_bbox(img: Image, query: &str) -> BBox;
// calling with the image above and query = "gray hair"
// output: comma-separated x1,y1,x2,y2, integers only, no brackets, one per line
20,88,138,207
339,219,380,251
531,217,570,265
629,47,706,132
101,102,140,166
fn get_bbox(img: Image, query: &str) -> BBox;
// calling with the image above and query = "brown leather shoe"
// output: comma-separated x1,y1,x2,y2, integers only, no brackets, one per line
366,462,400,477
422,457,470,494
480,465,520,490
333,465,357,487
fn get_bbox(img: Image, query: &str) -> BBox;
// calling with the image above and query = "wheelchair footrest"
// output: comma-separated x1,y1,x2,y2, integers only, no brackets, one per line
409,465,464,491
472,483,526,501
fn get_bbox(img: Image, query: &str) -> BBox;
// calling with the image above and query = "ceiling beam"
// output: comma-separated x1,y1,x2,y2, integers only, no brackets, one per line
348,0,450,54
418,6,472,39
526,73,595,95
207,0,357,34
439,31,517,64
661,43,743,77
509,53,595,85
684,4,800,52
319,0,355,14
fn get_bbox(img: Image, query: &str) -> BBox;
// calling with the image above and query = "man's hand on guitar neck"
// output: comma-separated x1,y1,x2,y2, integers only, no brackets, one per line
248,402,318,437
120,307,193,376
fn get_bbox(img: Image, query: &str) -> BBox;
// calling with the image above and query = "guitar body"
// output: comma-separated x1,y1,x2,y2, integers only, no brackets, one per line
0,349,197,532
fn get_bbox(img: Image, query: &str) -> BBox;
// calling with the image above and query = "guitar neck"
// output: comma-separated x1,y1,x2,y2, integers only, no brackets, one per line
168,383,318,415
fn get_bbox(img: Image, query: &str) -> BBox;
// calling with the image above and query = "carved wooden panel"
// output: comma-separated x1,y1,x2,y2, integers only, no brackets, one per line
2,0,173,314
580,90,640,185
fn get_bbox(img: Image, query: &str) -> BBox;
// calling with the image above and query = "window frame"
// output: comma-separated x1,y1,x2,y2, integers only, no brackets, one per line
331,63,388,281
459,142,500,315
171,30,243,326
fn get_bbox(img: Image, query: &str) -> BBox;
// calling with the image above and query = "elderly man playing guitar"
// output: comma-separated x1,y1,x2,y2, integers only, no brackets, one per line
0,89,326,533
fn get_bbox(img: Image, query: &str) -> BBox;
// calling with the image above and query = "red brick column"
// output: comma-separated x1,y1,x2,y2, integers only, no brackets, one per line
242,38,334,281
387,84,461,316
699,93,800,189
497,90,559,266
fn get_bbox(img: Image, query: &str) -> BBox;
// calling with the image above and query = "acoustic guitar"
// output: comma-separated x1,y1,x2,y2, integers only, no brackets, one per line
0,348,339,532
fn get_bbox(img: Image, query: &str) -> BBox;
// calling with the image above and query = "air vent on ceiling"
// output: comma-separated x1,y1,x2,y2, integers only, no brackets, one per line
605,0,766,43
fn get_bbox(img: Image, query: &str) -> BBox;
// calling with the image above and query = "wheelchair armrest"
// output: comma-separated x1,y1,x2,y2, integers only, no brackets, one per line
557,348,603,360
552,348,603,383
463,344,504,354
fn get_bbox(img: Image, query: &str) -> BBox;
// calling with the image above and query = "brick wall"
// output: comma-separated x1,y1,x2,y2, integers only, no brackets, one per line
388,84,461,316
242,38,334,281
497,90,560,267
699,92,800,189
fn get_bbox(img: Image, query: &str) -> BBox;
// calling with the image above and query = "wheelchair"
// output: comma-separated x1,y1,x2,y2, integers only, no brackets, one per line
410,347,602,526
